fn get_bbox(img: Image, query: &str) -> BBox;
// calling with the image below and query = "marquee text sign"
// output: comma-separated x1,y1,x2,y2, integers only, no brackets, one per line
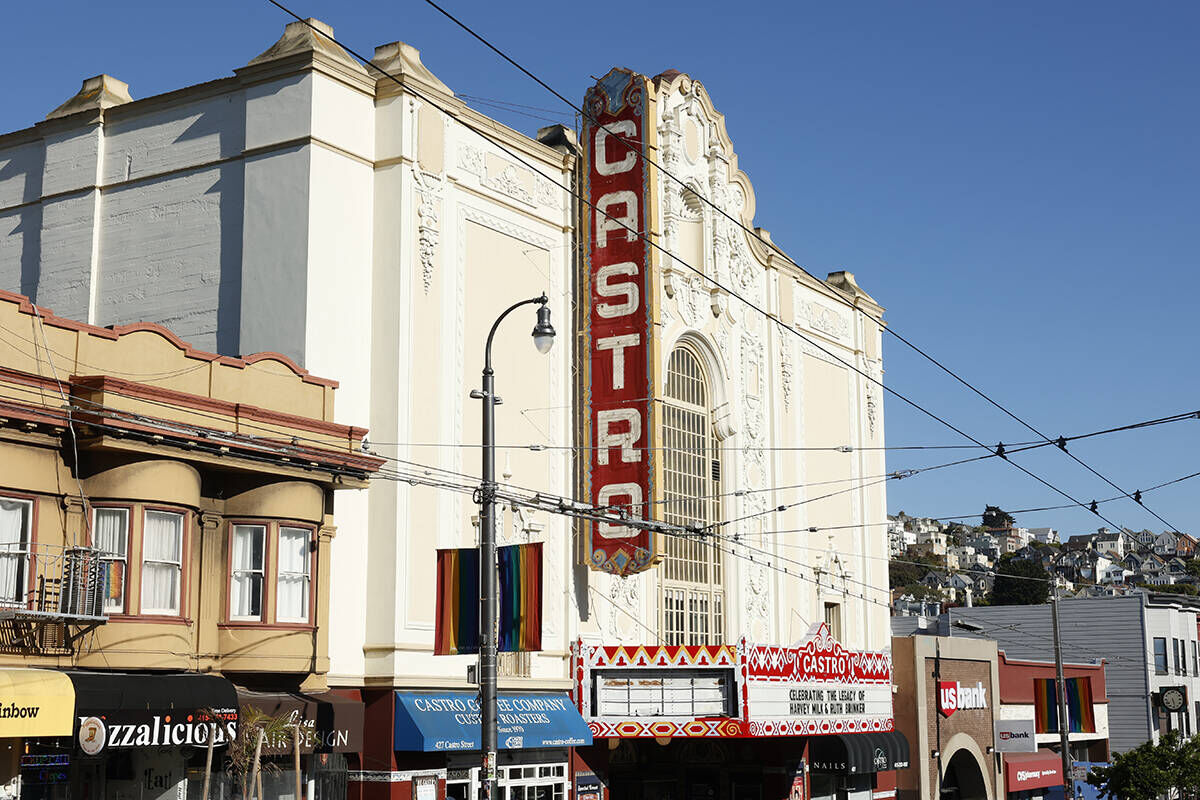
575,624,897,738
582,68,659,576
745,624,895,736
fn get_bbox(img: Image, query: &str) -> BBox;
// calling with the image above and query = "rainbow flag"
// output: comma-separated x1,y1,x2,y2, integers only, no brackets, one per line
105,561,124,601
434,548,480,655
498,543,542,652
1034,677,1096,733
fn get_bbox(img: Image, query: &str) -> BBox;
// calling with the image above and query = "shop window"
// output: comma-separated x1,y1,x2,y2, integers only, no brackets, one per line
230,524,266,620
277,526,312,623
0,498,32,606
1154,637,1168,674
142,510,184,615
93,507,129,614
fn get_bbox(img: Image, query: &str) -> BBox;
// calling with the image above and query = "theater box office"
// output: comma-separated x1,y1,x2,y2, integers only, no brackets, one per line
573,624,910,800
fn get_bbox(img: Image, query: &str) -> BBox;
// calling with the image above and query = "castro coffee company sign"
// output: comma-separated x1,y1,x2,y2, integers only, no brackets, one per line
582,68,659,576
938,681,988,718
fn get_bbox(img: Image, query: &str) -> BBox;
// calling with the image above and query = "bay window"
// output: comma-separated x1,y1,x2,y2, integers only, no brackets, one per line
227,522,313,624
142,510,184,615
92,507,129,614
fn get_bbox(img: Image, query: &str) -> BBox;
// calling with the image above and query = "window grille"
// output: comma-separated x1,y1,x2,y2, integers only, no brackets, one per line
660,347,724,645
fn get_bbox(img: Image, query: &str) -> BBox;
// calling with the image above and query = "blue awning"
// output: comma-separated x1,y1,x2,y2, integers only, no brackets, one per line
393,691,592,752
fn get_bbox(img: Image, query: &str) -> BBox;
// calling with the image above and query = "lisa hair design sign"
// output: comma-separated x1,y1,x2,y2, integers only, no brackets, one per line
581,68,661,576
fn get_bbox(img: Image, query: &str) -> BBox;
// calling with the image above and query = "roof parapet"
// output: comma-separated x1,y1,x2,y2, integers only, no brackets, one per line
46,75,132,120
369,41,453,98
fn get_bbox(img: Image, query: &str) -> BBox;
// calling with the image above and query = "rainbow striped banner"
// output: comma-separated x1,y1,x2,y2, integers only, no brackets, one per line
1034,677,1096,733
434,548,480,655
499,543,542,653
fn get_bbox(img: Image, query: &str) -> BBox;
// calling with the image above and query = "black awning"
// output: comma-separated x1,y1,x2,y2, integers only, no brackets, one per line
809,730,911,774
69,671,238,717
67,672,239,753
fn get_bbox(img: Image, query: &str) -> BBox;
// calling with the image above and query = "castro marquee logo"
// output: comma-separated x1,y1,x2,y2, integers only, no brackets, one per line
938,680,988,718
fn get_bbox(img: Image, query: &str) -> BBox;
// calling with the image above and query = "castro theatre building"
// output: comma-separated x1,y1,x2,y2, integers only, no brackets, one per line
571,66,902,800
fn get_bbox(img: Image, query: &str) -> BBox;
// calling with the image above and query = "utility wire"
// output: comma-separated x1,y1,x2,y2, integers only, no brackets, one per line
259,3,1146,536
413,0,1186,532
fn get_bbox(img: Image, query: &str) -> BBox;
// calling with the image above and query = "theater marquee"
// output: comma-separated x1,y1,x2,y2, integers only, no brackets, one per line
581,68,661,576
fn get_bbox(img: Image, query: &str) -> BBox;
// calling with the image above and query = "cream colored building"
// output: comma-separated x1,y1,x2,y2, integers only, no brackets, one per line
0,19,891,799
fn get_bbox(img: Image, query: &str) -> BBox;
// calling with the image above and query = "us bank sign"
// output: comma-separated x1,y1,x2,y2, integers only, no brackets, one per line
581,68,662,576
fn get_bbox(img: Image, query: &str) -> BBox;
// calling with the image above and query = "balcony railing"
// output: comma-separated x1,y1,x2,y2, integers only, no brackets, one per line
0,543,107,653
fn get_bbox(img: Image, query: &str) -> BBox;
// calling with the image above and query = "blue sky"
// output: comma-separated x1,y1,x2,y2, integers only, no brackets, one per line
5,1,1198,538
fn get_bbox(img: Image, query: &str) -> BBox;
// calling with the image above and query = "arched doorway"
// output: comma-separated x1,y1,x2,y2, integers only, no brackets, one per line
941,749,988,800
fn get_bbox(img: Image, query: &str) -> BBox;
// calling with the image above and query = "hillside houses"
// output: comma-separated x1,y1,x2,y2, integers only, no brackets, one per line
889,512,1200,611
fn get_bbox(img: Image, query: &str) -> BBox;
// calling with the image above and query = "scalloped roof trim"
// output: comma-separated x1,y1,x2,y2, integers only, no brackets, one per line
0,290,337,388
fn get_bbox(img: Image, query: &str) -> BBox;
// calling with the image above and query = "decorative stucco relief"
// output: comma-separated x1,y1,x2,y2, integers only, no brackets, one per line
456,143,557,209
796,299,850,340
779,335,794,411
412,163,444,294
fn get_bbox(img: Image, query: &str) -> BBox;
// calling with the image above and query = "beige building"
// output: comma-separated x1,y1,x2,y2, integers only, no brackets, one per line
0,288,378,797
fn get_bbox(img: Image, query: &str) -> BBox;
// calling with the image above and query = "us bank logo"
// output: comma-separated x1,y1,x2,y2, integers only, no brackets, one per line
938,681,988,718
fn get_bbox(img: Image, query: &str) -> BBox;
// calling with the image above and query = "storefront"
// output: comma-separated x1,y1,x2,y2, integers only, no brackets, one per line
352,690,590,800
1001,750,1062,800
891,635,1002,800
576,624,909,800
236,688,364,798
21,671,238,800
0,669,76,799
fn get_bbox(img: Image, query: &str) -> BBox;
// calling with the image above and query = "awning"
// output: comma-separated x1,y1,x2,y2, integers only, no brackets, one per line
808,730,911,774
237,688,363,754
68,672,239,753
394,691,592,752
1004,749,1064,791
0,669,75,737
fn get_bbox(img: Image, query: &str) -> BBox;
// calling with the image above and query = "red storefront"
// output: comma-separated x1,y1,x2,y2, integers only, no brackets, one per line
572,624,909,800
1002,751,1063,797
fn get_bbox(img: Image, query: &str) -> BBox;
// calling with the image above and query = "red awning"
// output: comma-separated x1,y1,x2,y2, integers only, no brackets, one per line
1004,749,1064,791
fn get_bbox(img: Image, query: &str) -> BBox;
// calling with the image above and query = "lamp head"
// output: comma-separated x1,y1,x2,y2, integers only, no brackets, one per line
532,302,555,354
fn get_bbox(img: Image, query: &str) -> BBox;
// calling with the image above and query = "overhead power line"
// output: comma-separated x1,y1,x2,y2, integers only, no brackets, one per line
411,0,1188,534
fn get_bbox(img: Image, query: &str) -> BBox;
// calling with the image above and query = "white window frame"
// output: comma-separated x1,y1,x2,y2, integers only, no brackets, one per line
659,346,725,646
276,525,312,623
92,507,129,614
0,497,32,606
141,509,184,616
230,524,267,621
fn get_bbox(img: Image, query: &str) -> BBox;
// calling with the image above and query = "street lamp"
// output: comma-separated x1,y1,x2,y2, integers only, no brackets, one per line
471,293,555,800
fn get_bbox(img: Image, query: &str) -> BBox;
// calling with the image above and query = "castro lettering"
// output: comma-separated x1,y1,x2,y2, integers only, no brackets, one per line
583,68,657,576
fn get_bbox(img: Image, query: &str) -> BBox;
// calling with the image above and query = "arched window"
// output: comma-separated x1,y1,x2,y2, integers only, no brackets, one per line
660,346,724,645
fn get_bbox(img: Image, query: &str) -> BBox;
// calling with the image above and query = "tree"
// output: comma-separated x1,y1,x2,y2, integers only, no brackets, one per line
944,522,967,547
1089,730,1200,800
982,505,1015,529
227,706,296,800
989,554,1049,606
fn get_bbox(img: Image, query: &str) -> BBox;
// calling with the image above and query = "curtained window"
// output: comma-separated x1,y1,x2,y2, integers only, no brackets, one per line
141,510,184,615
230,525,265,620
276,526,311,622
92,508,129,613
0,498,31,605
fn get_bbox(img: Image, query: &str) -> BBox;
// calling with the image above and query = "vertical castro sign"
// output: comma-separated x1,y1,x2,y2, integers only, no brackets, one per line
583,68,659,576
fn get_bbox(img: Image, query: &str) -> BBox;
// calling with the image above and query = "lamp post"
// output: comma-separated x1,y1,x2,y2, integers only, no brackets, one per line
471,293,555,800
